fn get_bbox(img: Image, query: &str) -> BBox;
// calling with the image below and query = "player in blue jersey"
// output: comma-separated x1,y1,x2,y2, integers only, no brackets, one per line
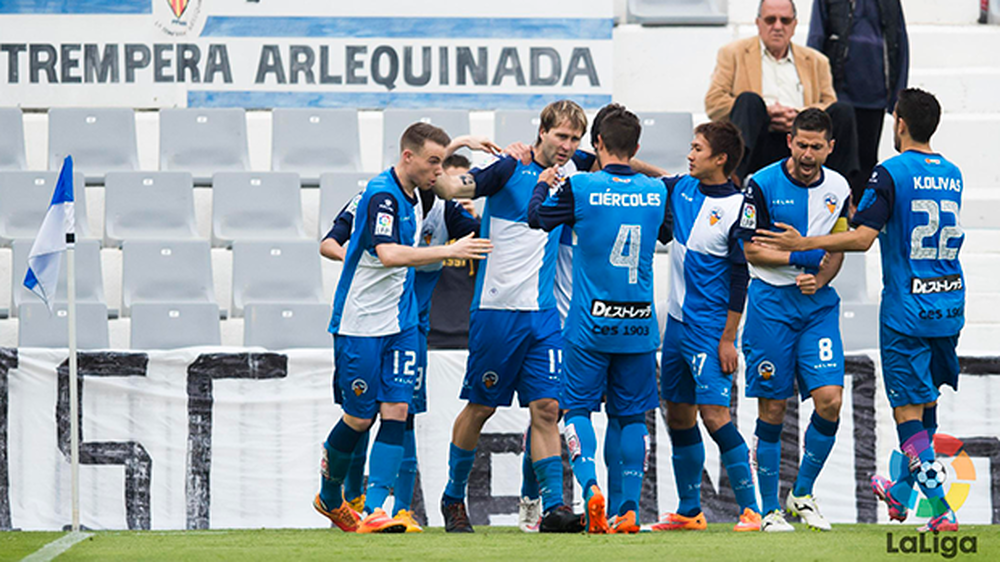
639,121,763,533
735,109,850,532
527,105,669,534
319,153,484,532
754,89,964,532
314,123,492,534
430,100,591,533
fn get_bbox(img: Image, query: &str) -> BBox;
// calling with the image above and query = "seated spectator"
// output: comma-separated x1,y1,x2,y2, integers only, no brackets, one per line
706,0,860,188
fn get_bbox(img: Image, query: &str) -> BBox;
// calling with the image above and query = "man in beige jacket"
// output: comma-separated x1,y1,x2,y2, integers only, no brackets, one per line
706,0,859,187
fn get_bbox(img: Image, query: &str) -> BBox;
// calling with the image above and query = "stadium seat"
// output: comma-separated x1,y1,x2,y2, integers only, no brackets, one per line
0,171,89,245
634,112,694,174
628,0,729,26
48,108,139,184
159,108,249,185
9,238,105,319
121,240,216,317
272,108,361,185
839,303,879,352
129,302,221,349
230,240,324,318
0,108,27,170
244,302,333,349
18,302,110,349
382,109,470,169
318,172,370,238
830,253,871,303
494,110,541,149
104,171,198,247
212,172,307,247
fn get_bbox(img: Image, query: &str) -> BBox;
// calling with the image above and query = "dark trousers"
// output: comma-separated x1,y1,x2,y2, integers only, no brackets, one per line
854,106,888,202
730,92,861,193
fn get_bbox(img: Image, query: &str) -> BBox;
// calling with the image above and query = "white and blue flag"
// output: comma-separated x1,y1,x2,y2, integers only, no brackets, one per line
23,156,75,310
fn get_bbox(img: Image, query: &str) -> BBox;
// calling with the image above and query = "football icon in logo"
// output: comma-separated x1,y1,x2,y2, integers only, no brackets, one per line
352,379,368,396
482,371,499,389
758,361,776,380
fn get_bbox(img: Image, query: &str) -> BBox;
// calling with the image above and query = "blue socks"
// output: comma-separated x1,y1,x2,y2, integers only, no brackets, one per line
320,420,366,509
755,419,783,514
343,430,369,502
393,416,418,514
793,411,839,497
533,456,565,513
604,417,623,516
443,443,476,504
896,419,950,516
669,424,704,517
521,428,539,500
565,410,599,494
710,422,759,514
923,405,938,441
618,415,648,516
364,419,406,514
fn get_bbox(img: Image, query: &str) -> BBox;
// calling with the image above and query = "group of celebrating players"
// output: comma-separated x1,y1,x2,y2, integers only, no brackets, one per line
310,87,966,536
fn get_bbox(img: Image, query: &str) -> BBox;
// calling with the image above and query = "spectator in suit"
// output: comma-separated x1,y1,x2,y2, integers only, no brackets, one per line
706,0,860,189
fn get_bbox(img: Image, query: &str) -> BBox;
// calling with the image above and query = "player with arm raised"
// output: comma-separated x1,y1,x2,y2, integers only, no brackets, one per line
735,108,849,532
313,123,491,534
754,89,964,532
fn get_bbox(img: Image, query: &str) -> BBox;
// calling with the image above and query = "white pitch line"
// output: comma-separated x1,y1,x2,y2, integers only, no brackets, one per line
21,531,93,562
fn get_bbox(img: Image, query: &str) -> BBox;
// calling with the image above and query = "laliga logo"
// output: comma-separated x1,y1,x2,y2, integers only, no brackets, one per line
758,361,775,381
824,193,838,214
482,371,499,389
889,434,977,516
709,207,724,226
351,379,368,397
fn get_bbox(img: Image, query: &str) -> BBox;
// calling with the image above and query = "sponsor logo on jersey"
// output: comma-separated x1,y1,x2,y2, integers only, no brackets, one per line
482,371,499,389
590,300,652,319
380,198,394,210
709,206,724,226
351,379,368,396
911,274,963,294
758,361,775,380
611,176,632,184
824,193,838,214
740,204,756,229
589,191,661,207
375,212,394,237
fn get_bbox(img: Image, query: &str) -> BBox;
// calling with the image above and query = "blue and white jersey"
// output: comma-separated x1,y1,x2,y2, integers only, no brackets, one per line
664,175,747,331
853,150,965,337
555,150,597,322
529,164,670,353
324,186,479,333
736,160,851,286
328,168,423,337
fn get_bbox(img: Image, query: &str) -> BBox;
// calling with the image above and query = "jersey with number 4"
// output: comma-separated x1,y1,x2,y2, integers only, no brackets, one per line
852,151,965,337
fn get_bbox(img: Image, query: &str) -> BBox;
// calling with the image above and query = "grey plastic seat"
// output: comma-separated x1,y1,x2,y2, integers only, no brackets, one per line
494,110,541,149
9,238,104,318
130,303,221,349
212,172,306,247
104,172,198,247
48,108,138,184
18,302,110,349
121,240,216,317
382,109,470,169
231,240,324,318
159,108,249,185
244,303,333,349
0,171,89,245
830,253,870,303
840,303,879,352
318,172,370,238
272,108,361,185
0,108,27,170
628,0,729,25
634,112,694,174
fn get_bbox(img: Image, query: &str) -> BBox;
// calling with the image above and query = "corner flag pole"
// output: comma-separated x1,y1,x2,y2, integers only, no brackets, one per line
67,228,80,532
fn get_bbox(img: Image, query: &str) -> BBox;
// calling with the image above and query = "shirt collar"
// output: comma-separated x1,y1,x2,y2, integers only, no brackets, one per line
760,38,794,64
603,163,636,176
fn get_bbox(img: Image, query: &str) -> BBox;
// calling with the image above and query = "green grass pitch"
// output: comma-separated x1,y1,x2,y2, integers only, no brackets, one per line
3,524,997,561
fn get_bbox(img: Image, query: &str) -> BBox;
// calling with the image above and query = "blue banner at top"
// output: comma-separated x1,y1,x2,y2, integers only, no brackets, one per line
0,0,150,14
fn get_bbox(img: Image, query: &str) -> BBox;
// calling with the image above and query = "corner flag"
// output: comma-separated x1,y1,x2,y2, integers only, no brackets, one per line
23,155,75,310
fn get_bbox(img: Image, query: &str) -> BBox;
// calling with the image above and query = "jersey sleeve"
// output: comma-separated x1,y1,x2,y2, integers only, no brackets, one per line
657,199,674,244
660,175,683,199
572,150,597,172
366,192,402,246
734,179,772,241
851,165,894,231
470,155,519,198
322,192,361,244
528,177,575,231
443,199,481,239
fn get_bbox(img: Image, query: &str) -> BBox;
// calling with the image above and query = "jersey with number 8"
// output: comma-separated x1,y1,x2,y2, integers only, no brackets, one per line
853,151,965,337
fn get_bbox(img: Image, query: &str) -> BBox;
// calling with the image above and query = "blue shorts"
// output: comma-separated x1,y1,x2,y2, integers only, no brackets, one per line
563,346,657,417
660,317,733,407
461,309,563,408
880,323,960,409
333,327,419,419
412,328,428,415
743,281,844,401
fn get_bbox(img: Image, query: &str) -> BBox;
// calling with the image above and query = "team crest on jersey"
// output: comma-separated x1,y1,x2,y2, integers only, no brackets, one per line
758,361,775,380
482,371,499,389
740,204,756,229
351,379,368,396
824,194,839,214
709,207,724,226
